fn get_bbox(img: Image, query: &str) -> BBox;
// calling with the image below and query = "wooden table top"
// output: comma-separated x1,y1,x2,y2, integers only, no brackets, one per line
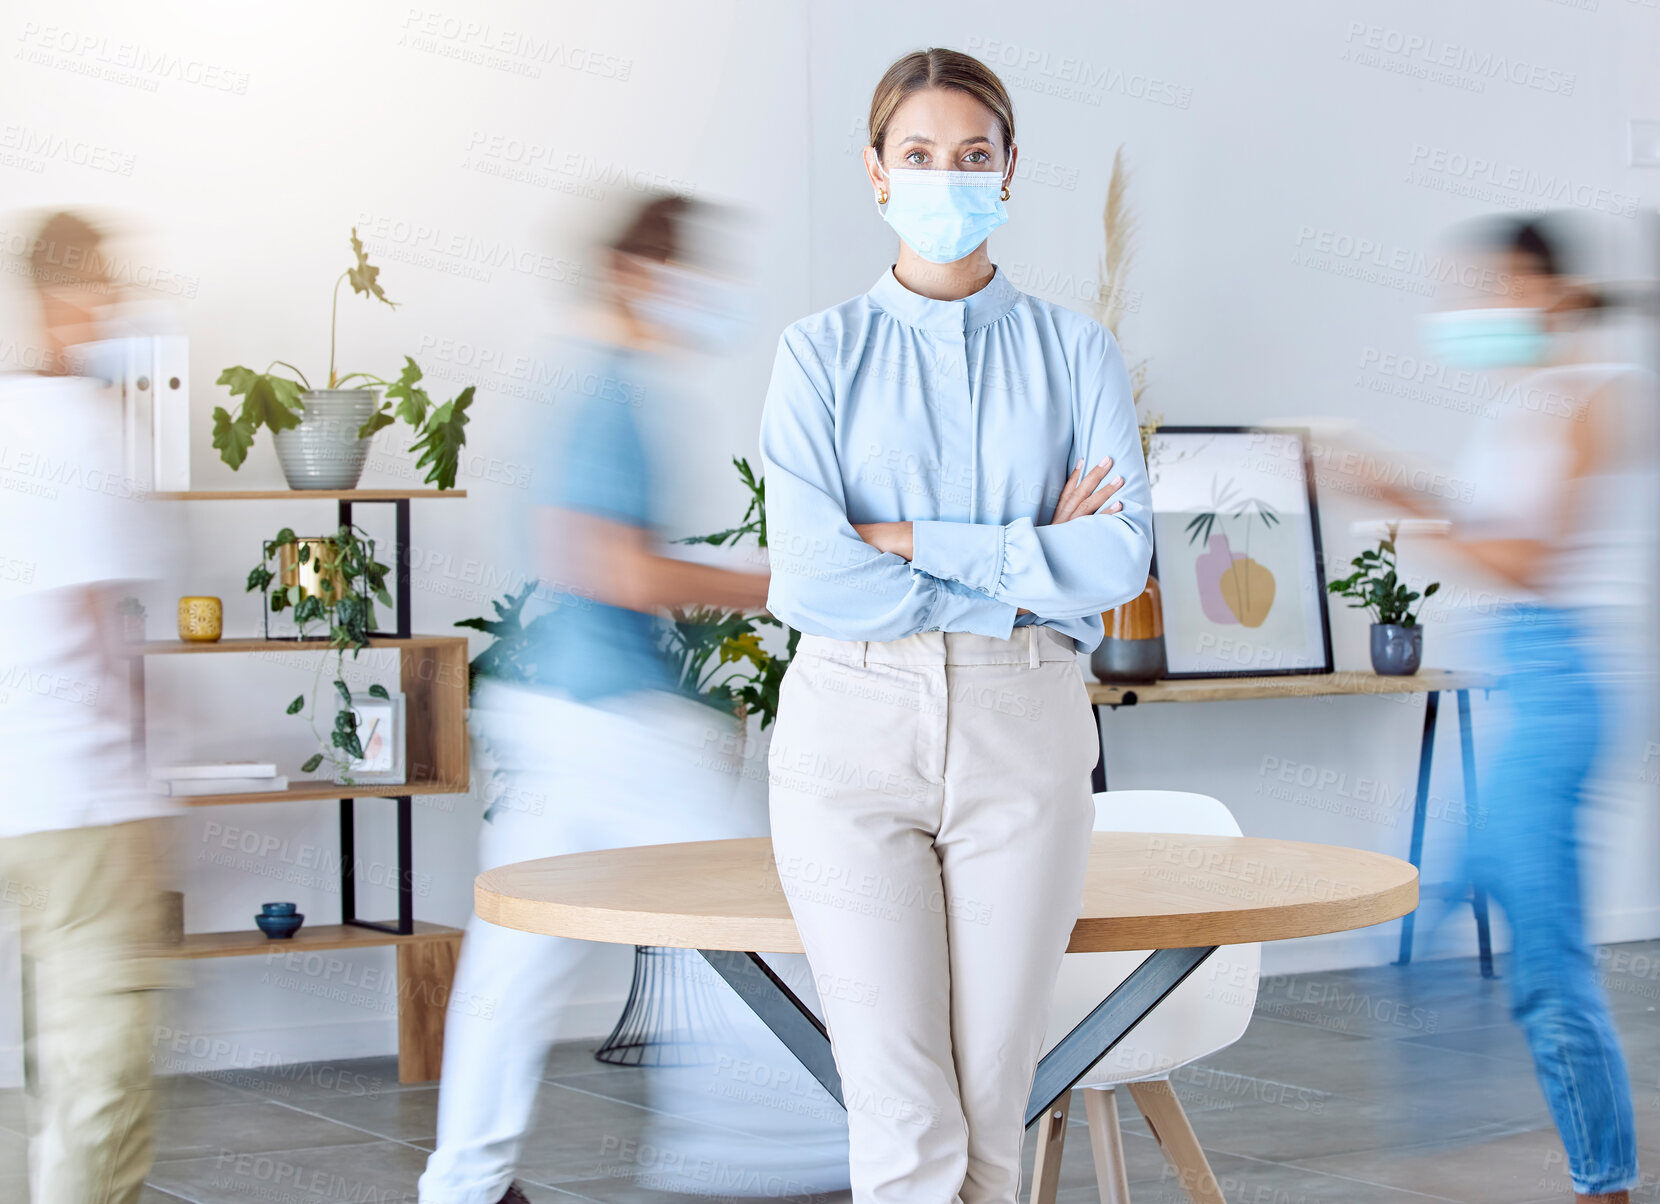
1087,668,1497,707
475,833,1419,954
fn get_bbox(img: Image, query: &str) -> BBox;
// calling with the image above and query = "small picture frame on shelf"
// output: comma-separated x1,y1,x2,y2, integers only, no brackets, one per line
332,692,406,785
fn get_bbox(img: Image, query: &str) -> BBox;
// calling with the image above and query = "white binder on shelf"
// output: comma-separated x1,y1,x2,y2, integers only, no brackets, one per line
68,335,191,492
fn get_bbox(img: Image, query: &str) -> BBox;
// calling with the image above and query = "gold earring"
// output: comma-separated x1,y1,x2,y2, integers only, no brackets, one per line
878,189,888,204
1000,185,1011,201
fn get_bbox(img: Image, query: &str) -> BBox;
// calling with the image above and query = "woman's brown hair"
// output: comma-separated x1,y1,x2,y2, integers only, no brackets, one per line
867,49,1016,161
608,193,703,264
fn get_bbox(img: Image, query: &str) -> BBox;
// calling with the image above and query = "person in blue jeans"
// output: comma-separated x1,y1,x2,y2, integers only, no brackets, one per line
1468,605,1635,1202
1345,211,1654,1202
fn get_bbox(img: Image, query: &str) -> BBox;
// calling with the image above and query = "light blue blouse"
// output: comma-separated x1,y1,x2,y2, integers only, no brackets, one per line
759,266,1153,652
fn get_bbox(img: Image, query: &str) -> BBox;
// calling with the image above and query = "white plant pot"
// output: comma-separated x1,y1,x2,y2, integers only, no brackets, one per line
271,388,381,490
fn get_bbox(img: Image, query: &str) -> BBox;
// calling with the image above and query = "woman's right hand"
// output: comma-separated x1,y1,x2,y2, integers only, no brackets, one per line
1048,456,1125,525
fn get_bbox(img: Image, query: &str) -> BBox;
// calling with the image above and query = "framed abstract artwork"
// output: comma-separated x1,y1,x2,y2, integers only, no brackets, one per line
1145,426,1333,678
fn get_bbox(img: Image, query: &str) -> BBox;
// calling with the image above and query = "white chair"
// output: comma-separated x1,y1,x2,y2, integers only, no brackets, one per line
1029,791,1261,1204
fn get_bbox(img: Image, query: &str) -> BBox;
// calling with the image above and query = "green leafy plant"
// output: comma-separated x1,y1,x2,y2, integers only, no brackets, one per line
1326,523,1440,627
666,456,794,728
247,524,393,780
453,580,561,693
680,456,768,548
212,229,476,489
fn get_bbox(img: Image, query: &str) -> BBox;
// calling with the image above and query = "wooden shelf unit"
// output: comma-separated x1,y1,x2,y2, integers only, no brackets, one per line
149,489,468,501
137,490,471,1081
136,635,464,655
137,636,471,800
174,920,461,959
173,922,463,1084
172,780,466,808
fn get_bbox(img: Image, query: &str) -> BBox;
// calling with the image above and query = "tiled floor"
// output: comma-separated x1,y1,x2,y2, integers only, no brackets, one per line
5,940,1659,1203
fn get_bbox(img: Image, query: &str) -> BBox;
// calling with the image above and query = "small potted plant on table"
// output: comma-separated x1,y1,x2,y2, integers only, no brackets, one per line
1326,523,1440,676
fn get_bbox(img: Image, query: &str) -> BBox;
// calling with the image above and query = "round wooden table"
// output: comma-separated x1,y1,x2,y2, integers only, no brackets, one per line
477,832,1417,1135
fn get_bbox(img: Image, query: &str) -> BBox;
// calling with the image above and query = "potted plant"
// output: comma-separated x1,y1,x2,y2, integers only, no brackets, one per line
212,229,474,491
246,524,393,779
1326,523,1440,676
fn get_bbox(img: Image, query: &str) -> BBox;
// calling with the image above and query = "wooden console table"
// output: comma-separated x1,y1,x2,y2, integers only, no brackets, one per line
1087,669,1499,976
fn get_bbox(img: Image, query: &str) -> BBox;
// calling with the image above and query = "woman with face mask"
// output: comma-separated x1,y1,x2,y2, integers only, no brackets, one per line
759,49,1153,1204
1341,214,1654,1204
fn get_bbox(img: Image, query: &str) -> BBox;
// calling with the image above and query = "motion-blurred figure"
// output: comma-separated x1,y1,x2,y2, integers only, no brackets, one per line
0,211,175,1203
419,195,836,1204
1346,213,1654,1204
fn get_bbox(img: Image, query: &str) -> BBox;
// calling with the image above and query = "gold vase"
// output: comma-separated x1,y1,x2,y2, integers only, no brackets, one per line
177,596,223,642
276,537,347,603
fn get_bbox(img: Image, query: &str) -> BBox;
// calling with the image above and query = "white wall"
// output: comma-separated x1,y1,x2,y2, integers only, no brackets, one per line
3,0,1658,1072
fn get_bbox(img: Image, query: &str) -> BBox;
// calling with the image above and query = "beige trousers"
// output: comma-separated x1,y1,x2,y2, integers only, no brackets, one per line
0,819,174,1204
767,627,1099,1204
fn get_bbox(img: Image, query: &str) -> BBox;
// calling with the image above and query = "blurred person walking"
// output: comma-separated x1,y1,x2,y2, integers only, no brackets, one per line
0,211,175,1204
416,195,781,1204
1343,213,1655,1204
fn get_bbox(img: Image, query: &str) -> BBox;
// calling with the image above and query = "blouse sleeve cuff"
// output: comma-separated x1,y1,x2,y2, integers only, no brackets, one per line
922,576,1019,638
910,519,1006,595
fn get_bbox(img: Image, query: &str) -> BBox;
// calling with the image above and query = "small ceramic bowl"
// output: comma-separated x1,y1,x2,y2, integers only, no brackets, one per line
260,902,299,916
255,912,305,939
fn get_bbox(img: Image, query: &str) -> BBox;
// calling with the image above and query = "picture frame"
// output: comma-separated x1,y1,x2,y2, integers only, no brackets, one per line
1145,426,1333,679
332,692,407,785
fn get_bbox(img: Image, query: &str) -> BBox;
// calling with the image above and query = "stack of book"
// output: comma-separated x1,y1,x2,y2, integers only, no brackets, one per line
149,762,286,797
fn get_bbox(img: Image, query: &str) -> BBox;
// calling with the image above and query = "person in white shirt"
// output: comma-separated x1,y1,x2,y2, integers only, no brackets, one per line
0,211,174,1204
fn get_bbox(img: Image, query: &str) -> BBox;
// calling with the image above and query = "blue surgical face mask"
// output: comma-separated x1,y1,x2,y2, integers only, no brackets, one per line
1419,306,1553,370
877,165,1009,264
634,263,749,352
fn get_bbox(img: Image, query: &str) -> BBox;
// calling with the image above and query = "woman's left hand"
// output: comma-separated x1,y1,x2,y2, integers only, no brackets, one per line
1050,456,1125,525
853,521,913,561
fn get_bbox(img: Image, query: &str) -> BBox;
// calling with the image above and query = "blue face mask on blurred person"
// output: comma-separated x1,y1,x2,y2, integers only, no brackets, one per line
1420,307,1553,370
877,166,1009,264
635,263,748,352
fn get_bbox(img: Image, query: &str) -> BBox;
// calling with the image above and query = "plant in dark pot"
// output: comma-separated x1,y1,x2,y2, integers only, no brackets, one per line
247,525,394,781
1326,524,1440,676
213,229,474,491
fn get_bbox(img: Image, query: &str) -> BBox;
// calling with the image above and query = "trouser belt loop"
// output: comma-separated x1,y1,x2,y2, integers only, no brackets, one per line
1028,625,1040,669
859,640,869,668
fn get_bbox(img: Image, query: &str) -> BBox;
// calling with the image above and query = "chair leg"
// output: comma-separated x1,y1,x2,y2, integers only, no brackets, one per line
1027,1088,1072,1204
1125,1079,1225,1204
1083,1087,1132,1204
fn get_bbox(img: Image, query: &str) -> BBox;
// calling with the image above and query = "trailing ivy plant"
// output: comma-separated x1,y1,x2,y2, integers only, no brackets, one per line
247,524,394,781
1326,523,1440,627
213,229,475,489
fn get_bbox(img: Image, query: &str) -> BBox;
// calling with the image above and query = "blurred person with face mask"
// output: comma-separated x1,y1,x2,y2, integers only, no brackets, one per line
416,194,791,1204
0,211,175,1204
1331,213,1655,1204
